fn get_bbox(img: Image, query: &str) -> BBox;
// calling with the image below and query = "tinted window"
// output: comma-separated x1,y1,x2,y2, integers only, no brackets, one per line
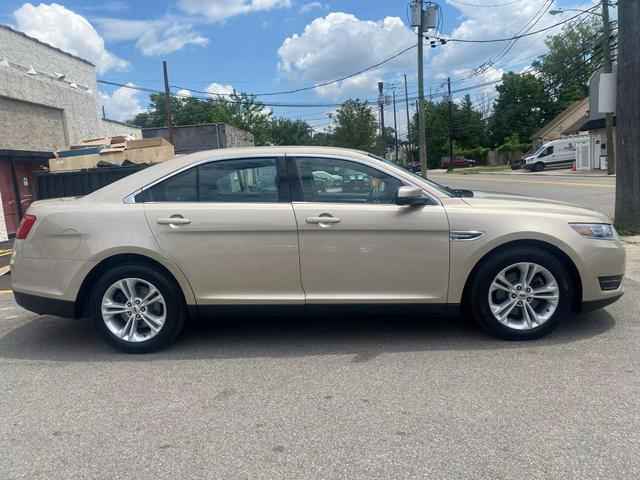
147,168,197,202
295,157,403,204
199,158,278,202
145,158,279,203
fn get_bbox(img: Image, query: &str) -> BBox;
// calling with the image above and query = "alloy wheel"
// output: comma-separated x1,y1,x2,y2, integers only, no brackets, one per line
101,278,167,343
488,262,560,331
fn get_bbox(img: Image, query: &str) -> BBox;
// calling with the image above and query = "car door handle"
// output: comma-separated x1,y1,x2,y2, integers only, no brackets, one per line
305,216,341,224
156,216,191,225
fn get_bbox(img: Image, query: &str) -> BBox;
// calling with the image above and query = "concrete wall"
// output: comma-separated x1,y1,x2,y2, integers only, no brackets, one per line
0,96,67,151
223,124,255,148
0,25,101,151
101,119,142,139
142,124,255,154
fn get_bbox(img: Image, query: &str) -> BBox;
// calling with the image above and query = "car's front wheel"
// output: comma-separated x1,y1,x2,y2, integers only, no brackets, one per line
469,247,572,340
90,264,186,353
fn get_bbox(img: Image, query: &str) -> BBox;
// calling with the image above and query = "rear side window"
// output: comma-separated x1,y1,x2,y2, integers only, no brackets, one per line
144,158,279,203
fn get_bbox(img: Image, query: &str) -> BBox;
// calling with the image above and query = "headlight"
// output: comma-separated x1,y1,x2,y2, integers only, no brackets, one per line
570,223,617,240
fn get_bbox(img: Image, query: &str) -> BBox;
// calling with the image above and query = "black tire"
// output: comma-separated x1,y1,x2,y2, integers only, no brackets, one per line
469,247,572,340
533,162,545,172
89,263,187,353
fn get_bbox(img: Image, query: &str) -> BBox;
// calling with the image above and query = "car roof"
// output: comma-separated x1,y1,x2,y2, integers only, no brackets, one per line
84,146,377,203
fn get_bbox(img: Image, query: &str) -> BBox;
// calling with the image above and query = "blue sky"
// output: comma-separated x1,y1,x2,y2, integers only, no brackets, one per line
1,0,599,133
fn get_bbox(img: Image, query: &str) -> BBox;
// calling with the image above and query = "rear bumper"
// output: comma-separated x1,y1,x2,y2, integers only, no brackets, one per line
13,291,77,319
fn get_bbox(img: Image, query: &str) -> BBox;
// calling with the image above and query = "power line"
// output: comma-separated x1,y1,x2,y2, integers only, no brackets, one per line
173,44,417,98
436,7,599,44
448,0,524,6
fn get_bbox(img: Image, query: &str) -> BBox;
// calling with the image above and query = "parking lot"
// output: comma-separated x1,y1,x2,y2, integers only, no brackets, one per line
1,171,638,479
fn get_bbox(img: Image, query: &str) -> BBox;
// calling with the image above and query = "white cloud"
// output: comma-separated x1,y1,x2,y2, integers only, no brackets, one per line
431,0,566,77
136,23,209,56
176,89,193,97
299,2,329,14
13,3,130,74
100,83,144,122
206,82,235,96
277,13,415,98
177,0,292,22
94,18,209,57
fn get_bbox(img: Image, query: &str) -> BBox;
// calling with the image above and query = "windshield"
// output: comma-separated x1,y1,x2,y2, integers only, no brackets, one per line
367,154,456,197
533,145,546,156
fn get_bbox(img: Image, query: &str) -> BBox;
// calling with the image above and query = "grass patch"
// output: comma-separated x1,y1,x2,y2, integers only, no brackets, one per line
447,165,512,175
616,225,640,237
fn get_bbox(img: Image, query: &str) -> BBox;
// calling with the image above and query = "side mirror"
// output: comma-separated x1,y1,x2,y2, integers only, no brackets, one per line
396,186,429,206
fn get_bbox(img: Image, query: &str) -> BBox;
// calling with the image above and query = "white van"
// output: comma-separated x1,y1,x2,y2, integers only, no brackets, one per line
523,137,590,172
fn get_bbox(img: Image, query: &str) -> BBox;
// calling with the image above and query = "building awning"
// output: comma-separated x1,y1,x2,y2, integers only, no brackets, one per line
576,116,616,132
0,149,53,160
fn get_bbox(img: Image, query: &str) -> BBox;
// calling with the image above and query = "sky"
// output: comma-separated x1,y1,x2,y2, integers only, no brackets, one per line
0,0,603,138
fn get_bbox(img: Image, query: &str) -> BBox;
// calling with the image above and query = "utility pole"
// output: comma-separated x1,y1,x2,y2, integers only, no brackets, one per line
614,0,640,232
101,105,106,119
378,81,386,157
403,74,412,164
162,60,174,145
602,0,615,175
416,0,428,177
447,77,454,171
392,89,399,163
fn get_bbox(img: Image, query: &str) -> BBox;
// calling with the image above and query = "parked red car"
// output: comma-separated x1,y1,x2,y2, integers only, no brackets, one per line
442,156,476,168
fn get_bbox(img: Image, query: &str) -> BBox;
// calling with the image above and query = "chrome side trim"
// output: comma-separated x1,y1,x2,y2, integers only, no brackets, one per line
450,231,485,241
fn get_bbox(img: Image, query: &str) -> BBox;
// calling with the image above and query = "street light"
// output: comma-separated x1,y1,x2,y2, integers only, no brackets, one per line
549,8,603,17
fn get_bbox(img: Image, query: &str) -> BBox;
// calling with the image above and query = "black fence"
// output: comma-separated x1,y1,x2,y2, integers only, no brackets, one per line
35,165,150,200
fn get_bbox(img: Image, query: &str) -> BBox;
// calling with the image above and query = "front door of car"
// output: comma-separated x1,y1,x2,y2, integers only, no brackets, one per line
142,156,304,307
288,156,450,309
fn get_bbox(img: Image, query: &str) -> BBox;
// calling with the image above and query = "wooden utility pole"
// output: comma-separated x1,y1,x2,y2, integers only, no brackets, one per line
378,81,386,157
162,60,174,145
447,77,454,171
417,0,428,177
403,74,413,164
614,0,640,232
602,0,615,175
392,89,399,163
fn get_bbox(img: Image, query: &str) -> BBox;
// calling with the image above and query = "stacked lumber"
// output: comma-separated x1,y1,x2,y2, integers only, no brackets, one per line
49,136,174,172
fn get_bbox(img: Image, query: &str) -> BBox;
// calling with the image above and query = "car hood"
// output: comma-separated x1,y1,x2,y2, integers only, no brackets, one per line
461,191,611,222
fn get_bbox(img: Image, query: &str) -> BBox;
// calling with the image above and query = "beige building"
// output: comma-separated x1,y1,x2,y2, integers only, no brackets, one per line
530,97,589,148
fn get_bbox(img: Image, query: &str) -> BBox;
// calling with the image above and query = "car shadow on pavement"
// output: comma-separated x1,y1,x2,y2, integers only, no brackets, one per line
0,308,616,363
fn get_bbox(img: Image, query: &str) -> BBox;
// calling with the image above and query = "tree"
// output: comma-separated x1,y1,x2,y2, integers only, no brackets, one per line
614,0,640,233
130,92,272,145
332,99,377,152
488,72,558,147
532,17,604,109
269,117,312,145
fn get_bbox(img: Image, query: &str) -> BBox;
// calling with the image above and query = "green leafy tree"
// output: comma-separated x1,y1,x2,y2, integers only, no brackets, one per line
532,17,604,109
130,92,272,145
488,72,558,146
332,99,377,152
269,117,313,145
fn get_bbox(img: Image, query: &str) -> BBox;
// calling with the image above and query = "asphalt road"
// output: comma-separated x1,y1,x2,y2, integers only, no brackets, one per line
1,172,638,479
429,172,616,217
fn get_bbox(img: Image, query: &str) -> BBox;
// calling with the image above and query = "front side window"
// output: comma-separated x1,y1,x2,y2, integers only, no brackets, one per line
294,157,403,204
144,158,279,203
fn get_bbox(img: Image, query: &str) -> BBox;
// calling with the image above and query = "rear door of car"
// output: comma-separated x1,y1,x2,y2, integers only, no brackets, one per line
141,155,304,309
288,155,450,311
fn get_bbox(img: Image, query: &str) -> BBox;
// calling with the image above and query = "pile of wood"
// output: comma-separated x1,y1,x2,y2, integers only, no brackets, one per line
50,136,174,172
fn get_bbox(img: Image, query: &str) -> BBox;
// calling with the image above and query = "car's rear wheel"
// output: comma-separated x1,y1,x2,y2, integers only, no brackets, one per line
90,264,186,353
469,247,572,340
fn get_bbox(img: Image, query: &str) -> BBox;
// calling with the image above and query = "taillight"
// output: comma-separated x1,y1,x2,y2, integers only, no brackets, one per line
16,214,37,240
